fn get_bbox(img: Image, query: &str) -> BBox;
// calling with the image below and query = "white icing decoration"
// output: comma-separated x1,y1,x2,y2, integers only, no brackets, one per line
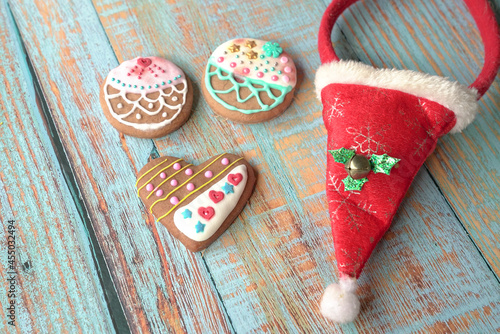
136,114,142,119
172,96,178,102
174,164,247,242
103,78,188,131
117,103,123,108
148,102,154,108
162,112,167,117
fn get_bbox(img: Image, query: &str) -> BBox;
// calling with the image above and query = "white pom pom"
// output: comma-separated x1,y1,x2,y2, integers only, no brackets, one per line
320,277,360,323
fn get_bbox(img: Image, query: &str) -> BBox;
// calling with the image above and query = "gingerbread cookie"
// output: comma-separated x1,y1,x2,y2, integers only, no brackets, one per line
202,38,297,123
136,154,256,252
100,57,193,138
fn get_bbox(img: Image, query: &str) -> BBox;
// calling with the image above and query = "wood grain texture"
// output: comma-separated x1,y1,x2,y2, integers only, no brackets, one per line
333,0,500,277
0,0,114,332
8,0,232,332
92,0,500,332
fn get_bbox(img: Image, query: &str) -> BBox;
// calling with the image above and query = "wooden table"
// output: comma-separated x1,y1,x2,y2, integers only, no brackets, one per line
1,0,499,332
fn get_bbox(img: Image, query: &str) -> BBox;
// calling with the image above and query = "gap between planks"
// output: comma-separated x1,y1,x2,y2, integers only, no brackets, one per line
86,0,239,330
7,2,131,332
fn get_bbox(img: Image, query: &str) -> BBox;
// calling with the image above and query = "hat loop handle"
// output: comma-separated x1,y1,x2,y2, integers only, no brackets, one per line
318,0,500,98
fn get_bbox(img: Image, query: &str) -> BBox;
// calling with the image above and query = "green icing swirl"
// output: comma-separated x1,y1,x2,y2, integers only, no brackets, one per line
204,59,292,114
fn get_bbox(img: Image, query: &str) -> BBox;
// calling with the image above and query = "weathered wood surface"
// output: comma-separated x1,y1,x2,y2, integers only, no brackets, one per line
91,0,499,332
1,0,499,332
0,0,114,332
8,0,232,333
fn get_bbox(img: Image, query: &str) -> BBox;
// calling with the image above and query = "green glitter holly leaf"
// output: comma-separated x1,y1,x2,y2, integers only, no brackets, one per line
342,176,368,191
370,154,400,175
263,42,283,58
329,148,355,164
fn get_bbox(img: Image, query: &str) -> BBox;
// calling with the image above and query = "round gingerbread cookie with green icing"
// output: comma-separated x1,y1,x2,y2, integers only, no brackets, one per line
100,56,193,138
202,38,297,123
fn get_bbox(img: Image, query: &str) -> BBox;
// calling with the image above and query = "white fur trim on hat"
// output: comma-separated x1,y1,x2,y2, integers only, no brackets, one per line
314,60,479,133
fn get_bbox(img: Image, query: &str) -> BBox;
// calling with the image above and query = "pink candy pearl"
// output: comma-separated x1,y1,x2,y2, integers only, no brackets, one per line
155,189,163,197
160,172,166,179
173,163,181,170
221,158,229,165
170,196,179,205
185,168,193,175
186,183,195,191
170,179,178,186
257,72,264,78
271,75,278,81
280,56,289,63
205,170,213,178
230,62,237,68
242,68,250,74
282,75,290,83
217,57,224,63
146,183,154,191
284,66,292,73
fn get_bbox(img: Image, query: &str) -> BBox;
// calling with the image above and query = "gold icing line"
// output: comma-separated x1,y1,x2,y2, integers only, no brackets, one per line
156,157,244,221
146,164,193,199
149,154,225,213
136,158,183,196
135,158,169,187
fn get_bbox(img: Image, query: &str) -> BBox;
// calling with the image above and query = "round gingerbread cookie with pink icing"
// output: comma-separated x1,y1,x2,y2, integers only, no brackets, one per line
202,38,297,123
100,57,193,138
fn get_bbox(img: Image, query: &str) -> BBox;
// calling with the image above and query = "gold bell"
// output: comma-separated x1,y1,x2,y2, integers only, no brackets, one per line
345,154,371,179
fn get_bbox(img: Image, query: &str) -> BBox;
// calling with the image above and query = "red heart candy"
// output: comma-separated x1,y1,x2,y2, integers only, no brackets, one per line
137,57,152,67
228,173,243,186
198,207,215,220
209,190,224,203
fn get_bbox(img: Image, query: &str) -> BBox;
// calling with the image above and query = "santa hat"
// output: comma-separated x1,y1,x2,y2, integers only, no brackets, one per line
315,0,500,323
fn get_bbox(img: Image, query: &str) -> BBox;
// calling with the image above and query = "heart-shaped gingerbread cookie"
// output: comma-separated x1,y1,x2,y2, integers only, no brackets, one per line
136,154,256,252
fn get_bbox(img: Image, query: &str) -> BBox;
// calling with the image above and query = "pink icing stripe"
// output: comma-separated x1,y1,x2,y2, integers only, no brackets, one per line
107,57,185,94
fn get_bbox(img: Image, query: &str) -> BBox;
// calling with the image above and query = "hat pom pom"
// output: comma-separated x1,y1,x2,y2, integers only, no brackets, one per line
320,276,360,323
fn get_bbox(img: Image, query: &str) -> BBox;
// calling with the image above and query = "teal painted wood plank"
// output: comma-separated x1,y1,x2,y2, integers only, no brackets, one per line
207,170,500,333
93,0,500,332
334,0,500,276
8,0,233,332
0,0,114,332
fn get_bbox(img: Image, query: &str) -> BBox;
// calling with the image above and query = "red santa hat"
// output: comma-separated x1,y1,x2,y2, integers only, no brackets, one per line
315,0,500,323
